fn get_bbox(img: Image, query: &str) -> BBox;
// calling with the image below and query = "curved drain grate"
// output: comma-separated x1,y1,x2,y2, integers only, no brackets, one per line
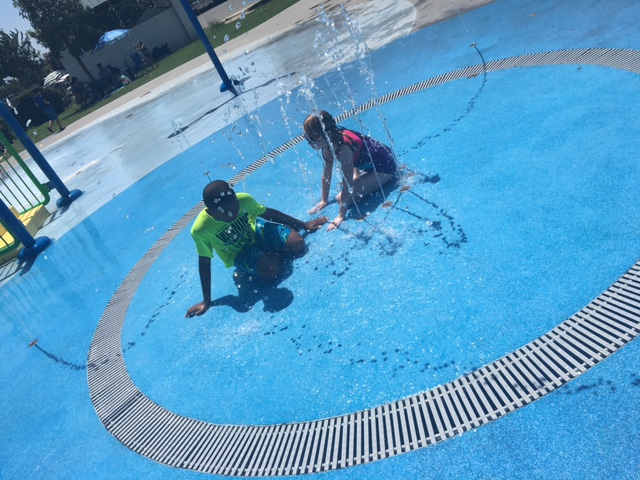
89,48,640,476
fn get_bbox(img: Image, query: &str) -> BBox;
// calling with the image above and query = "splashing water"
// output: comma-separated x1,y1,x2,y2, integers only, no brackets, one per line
277,80,315,201
339,5,397,195
171,120,191,150
309,7,389,214
222,102,248,168
340,6,395,155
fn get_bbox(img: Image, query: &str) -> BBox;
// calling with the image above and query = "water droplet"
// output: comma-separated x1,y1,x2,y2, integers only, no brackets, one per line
224,34,230,43
235,22,242,30
229,4,234,10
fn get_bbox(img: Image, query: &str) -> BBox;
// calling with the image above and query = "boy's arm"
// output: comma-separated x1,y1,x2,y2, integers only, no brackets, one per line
260,208,327,232
185,256,212,317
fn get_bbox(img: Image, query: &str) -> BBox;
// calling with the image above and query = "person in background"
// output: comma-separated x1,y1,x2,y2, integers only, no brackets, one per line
70,77,87,104
136,40,158,69
96,63,114,95
33,90,65,134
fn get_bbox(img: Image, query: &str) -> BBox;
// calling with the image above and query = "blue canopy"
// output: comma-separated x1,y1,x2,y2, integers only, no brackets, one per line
93,29,130,53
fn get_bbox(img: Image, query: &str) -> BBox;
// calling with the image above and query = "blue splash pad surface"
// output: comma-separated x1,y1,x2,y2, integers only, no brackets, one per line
2,0,640,478
122,63,640,429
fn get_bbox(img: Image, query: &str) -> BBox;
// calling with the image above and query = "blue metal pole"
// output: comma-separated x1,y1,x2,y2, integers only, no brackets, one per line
178,0,239,96
0,101,82,208
0,198,51,262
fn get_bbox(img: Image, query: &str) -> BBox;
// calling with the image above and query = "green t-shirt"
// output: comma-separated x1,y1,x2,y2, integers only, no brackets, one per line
190,193,267,268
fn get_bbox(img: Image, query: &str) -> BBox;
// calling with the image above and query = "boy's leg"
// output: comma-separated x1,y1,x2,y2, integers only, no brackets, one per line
234,244,283,281
256,229,305,280
284,230,306,256
256,253,282,280
234,220,284,281
257,218,307,257
234,220,309,282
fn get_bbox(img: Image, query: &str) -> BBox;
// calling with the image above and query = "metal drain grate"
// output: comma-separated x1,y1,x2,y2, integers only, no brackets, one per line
88,48,640,476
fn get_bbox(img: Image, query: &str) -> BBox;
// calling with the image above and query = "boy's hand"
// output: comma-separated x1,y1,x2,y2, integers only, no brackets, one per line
185,301,210,317
304,216,328,232
308,201,327,215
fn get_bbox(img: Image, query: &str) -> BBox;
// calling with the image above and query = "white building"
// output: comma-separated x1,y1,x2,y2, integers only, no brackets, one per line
62,0,197,82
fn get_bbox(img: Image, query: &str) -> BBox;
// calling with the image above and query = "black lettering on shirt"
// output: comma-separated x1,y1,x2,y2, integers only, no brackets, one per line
215,211,253,250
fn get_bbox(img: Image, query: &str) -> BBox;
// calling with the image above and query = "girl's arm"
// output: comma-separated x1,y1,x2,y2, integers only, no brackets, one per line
320,154,333,204
328,145,355,230
309,154,333,214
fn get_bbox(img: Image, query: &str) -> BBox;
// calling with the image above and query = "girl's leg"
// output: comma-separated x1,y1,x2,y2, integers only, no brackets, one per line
337,172,394,205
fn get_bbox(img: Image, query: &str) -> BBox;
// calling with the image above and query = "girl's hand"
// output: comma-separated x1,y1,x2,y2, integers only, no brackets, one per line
308,201,327,215
327,215,344,231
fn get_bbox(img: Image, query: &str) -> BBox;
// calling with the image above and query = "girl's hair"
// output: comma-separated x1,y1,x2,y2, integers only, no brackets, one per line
303,110,342,146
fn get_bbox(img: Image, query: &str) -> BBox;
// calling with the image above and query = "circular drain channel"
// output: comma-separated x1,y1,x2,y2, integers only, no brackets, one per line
88,48,640,476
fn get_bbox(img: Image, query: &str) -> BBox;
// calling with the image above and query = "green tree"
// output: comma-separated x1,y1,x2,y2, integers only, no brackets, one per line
0,29,47,95
91,0,151,32
13,0,101,79
42,51,65,72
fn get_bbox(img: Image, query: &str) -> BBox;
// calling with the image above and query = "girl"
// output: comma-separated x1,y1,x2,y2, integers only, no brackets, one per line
303,110,396,230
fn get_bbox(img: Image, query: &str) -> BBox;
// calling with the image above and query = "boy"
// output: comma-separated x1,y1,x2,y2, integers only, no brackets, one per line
185,180,327,317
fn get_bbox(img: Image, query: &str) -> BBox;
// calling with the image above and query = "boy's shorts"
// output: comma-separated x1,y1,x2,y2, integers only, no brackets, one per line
233,219,291,276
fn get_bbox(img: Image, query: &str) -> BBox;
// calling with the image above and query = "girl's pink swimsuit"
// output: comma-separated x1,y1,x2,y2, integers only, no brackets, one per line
341,128,397,174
